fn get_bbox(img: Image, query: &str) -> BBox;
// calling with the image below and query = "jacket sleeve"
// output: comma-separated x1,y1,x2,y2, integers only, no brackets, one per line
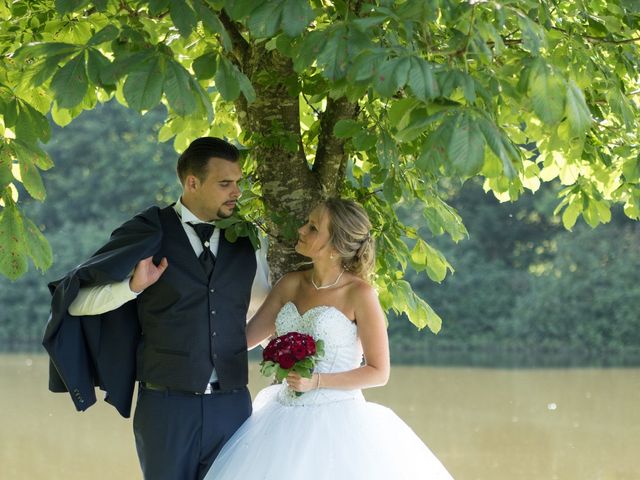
42,206,163,417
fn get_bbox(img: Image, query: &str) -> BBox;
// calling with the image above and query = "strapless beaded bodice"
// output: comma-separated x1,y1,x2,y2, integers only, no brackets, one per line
273,302,364,406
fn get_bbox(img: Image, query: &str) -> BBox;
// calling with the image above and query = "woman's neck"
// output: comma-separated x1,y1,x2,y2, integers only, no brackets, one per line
311,261,344,288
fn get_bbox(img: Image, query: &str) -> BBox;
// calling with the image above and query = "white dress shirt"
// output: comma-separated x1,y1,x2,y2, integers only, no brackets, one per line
68,199,271,383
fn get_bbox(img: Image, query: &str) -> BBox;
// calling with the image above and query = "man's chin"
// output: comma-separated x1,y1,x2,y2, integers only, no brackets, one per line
217,209,233,219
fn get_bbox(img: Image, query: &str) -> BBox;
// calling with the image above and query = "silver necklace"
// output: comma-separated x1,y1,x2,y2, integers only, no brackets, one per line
311,269,345,290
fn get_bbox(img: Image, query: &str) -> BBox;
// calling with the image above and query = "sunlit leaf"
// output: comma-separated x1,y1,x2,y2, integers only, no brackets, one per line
565,81,592,137
0,200,28,280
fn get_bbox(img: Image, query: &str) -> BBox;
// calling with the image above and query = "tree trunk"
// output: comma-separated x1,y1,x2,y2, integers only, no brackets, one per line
222,18,358,280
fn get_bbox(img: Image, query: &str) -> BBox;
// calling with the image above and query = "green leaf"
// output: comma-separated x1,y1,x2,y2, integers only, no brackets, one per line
447,112,485,176
13,140,53,170
565,81,592,137
55,0,90,15
333,119,361,138
390,280,442,333
528,59,565,125
477,117,518,178
374,56,411,98
18,156,46,201
194,1,233,51
0,98,18,128
247,0,283,39
23,216,52,271
348,50,386,83
317,26,350,81
388,98,419,130
275,365,289,382
0,201,28,280
294,30,325,72
15,101,51,143
237,71,256,104
0,146,13,191
410,238,428,268
148,0,170,15
224,0,259,20
352,131,376,151
518,14,546,55
215,57,241,101
280,0,314,37
561,200,581,230
123,54,165,111
622,156,640,182
423,196,468,242
50,53,89,109
416,120,452,173
376,130,397,169
421,240,451,282
86,49,113,86
407,57,439,101
395,110,444,143
88,25,119,46
192,52,218,80
170,0,197,37
165,60,198,116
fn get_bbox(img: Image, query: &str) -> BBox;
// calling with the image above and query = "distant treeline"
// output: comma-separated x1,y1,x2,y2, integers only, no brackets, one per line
1,101,639,366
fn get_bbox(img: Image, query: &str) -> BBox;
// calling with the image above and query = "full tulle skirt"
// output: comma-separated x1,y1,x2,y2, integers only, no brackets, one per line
205,385,454,480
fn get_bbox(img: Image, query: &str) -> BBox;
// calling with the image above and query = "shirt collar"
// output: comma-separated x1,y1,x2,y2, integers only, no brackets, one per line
175,198,215,226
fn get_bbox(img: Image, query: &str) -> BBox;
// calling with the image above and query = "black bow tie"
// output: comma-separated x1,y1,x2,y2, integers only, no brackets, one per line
187,222,216,278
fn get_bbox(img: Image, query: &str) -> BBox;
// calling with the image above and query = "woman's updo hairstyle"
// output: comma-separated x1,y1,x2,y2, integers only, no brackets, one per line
320,198,375,280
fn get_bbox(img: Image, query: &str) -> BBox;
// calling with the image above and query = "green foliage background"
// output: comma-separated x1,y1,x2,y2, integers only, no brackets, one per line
2,103,638,365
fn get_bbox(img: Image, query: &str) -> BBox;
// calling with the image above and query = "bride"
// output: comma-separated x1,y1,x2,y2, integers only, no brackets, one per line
205,198,454,480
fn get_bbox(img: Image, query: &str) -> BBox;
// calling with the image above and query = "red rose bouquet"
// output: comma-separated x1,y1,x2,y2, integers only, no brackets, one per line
260,331,325,395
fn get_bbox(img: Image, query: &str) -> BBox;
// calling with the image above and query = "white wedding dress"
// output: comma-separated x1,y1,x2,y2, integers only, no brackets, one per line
205,301,454,480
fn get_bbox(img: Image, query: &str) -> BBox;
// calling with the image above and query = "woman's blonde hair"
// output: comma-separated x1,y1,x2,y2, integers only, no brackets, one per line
319,198,375,280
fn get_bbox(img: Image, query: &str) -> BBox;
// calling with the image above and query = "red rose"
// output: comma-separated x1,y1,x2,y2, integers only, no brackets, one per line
305,342,316,356
278,353,296,369
291,344,306,360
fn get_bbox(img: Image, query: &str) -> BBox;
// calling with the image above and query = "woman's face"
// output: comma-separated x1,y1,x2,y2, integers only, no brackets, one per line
295,206,333,259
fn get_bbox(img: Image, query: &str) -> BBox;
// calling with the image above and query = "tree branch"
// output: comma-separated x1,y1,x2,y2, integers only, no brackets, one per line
218,9,250,64
552,26,640,45
313,97,359,195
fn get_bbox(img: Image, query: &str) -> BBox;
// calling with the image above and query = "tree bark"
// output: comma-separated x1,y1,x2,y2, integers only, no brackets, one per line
221,15,359,279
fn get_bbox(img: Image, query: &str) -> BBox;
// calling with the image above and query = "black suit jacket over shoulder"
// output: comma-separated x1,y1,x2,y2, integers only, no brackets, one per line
42,206,163,418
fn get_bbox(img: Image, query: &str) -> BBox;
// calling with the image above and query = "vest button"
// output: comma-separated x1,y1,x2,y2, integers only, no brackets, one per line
210,288,215,293
213,354,218,359
211,310,216,315
212,331,217,337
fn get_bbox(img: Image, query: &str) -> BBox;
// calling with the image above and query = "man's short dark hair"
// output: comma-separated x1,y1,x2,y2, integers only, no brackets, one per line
177,137,240,184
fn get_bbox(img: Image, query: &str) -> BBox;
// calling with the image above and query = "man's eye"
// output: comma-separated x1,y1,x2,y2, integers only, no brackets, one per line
220,182,230,186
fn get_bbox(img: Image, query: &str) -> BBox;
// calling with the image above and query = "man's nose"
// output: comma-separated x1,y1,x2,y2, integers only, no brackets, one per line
232,183,241,198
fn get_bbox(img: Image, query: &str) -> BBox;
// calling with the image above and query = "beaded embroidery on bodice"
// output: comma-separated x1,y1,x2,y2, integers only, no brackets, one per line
274,302,365,406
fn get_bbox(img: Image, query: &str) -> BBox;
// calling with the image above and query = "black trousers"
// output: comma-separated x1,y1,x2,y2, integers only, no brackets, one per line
133,385,252,480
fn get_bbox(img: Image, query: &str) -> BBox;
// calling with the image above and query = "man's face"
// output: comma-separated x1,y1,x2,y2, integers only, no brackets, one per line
184,157,242,221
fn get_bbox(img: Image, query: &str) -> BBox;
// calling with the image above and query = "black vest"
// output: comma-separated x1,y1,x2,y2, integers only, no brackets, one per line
135,206,257,392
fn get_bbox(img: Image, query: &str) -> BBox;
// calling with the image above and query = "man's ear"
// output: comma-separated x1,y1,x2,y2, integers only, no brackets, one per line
186,175,199,191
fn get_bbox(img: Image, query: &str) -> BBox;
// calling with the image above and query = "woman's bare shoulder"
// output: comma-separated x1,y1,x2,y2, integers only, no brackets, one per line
345,275,377,305
272,270,308,295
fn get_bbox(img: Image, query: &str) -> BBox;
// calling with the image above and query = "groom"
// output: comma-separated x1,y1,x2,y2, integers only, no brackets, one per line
43,137,270,480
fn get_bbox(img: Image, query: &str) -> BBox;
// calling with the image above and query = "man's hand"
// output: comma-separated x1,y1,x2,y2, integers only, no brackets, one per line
129,256,168,293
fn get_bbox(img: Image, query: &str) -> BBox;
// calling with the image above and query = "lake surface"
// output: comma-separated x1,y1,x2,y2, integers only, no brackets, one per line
1,355,639,479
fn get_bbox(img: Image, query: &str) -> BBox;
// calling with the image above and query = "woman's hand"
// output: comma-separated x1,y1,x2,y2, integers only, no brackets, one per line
286,372,319,393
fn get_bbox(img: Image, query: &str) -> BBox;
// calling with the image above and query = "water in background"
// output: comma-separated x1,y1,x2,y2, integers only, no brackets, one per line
1,355,639,480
